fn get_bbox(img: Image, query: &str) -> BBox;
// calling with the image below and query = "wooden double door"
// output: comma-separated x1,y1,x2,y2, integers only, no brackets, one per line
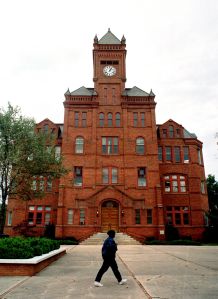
101,200,119,232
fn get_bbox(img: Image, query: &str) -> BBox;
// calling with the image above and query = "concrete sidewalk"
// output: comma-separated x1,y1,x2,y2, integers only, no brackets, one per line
0,245,218,299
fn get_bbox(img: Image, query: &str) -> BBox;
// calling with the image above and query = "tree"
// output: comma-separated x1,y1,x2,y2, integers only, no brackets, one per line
205,174,218,241
207,175,218,225
0,103,67,234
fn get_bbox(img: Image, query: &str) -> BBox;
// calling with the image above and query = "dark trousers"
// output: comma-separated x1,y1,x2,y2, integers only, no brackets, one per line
95,258,122,283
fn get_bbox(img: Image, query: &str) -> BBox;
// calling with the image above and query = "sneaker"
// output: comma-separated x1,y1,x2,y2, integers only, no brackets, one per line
94,281,103,287
119,279,127,285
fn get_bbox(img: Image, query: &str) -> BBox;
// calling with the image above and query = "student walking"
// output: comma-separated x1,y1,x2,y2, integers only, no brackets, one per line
94,230,127,287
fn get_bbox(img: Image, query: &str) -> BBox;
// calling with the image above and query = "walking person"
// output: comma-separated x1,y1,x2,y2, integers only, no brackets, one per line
94,230,127,287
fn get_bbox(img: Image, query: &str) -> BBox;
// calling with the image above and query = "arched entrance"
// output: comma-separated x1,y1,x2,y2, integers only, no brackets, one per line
101,200,119,232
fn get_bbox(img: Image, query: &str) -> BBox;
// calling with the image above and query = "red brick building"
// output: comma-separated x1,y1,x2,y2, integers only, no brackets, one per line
5,29,208,241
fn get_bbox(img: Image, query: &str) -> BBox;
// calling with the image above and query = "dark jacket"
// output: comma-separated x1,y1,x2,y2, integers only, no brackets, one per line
102,237,117,259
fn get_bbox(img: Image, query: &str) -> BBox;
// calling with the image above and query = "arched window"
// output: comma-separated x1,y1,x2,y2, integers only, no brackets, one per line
99,113,104,127
169,125,174,138
108,113,113,127
75,137,84,154
136,137,144,154
115,113,121,127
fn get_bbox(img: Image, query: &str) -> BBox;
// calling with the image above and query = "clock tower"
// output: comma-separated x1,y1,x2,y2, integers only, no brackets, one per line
93,28,127,105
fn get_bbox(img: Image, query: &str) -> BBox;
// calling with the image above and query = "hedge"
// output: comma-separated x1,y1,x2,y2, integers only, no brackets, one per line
0,237,60,259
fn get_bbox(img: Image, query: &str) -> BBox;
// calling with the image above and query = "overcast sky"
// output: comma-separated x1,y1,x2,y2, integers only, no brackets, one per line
0,0,217,178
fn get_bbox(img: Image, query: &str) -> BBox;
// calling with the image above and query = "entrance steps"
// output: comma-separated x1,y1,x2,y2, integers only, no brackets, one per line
80,232,141,245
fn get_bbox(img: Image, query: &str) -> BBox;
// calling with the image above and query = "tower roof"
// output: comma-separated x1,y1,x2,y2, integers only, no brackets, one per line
66,86,97,96
122,86,150,97
98,28,121,44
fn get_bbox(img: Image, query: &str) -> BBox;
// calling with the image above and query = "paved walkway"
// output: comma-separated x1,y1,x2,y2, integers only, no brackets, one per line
0,245,218,299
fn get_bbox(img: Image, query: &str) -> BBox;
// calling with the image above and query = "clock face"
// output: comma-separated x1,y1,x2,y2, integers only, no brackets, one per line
103,65,116,77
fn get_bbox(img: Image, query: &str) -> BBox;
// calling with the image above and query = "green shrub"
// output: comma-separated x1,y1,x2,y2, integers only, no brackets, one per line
0,237,60,259
56,236,78,245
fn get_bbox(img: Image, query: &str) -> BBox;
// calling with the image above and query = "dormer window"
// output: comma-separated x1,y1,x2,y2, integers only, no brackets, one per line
169,126,174,138
163,129,167,138
43,124,49,134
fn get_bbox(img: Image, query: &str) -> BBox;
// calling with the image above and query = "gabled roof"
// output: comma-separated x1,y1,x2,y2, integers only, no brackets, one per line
157,119,197,139
76,185,144,201
36,118,56,127
98,28,121,44
67,86,97,96
122,86,150,97
160,119,182,128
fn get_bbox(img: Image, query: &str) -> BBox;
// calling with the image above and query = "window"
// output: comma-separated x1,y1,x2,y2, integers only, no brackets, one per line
8,211,12,226
108,113,113,127
46,176,52,192
28,206,52,226
102,137,118,154
32,176,37,191
198,148,202,164
138,167,146,187
55,146,61,160
201,181,206,194
166,206,189,226
112,168,118,184
68,209,74,224
133,113,138,127
146,209,152,224
164,175,187,193
39,176,44,191
32,176,52,192
82,112,87,127
166,147,172,161
102,168,109,184
45,206,51,224
183,146,189,163
135,209,141,224
100,60,119,65
43,124,49,134
28,212,34,225
74,112,79,127
75,137,84,154
36,206,43,224
74,167,83,186
169,125,174,138
102,167,118,184
140,112,145,127
99,113,104,127
174,147,181,163
115,113,121,127
136,137,144,154
176,128,180,137
158,146,163,161
80,209,85,225
162,129,167,138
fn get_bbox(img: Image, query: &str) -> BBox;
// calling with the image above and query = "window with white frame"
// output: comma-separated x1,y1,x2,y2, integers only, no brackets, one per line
7,211,12,225
136,137,145,154
74,167,83,186
68,209,74,224
102,137,118,154
75,137,84,154
138,167,146,187
163,175,187,193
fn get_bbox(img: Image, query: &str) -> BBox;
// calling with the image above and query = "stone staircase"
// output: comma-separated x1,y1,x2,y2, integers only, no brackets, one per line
80,232,141,245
